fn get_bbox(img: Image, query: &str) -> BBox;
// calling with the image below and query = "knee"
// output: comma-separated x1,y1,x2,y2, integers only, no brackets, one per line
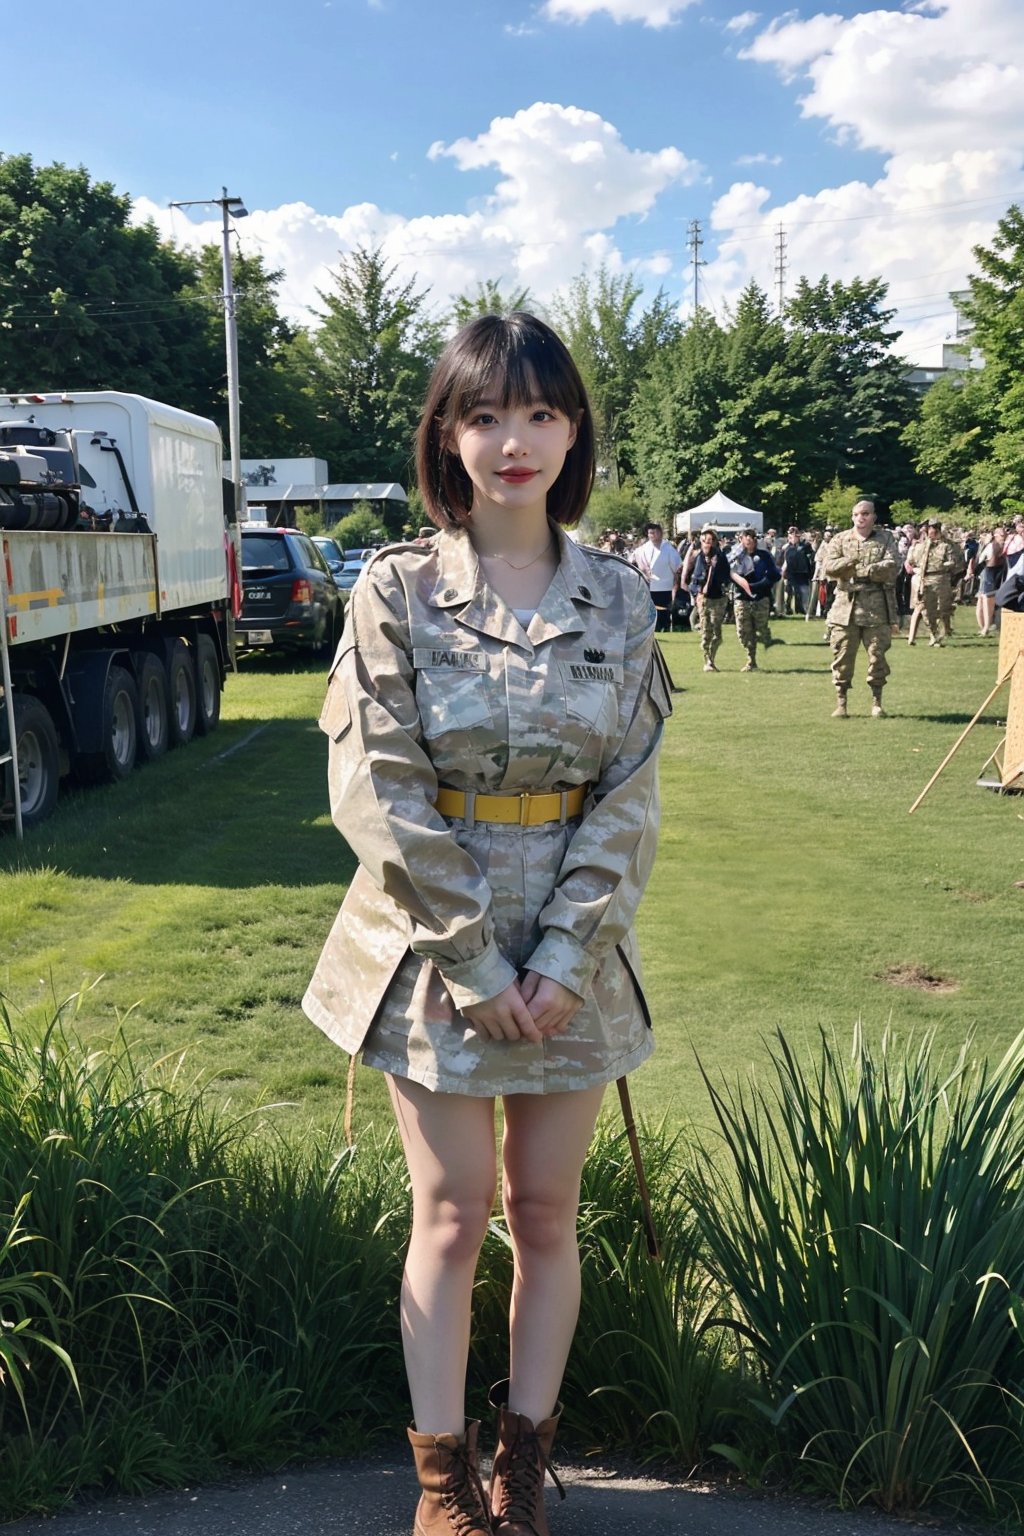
414,1191,493,1266
503,1187,576,1257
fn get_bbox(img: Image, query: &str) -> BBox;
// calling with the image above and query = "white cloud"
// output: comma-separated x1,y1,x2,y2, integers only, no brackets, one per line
725,11,761,34
708,0,1024,360
542,0,695,26
136,104,699,322
735,151,783,166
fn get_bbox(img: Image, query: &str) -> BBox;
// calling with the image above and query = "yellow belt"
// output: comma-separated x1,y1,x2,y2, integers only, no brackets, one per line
434,784,588,826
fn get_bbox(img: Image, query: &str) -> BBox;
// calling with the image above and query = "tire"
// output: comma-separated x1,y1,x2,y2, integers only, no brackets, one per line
135,652,170,762
2,694,61,828
194,634,222,736
166,639,197,748
78,665,139,784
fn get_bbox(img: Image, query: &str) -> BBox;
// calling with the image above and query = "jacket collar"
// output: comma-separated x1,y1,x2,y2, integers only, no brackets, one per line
427,522,612,650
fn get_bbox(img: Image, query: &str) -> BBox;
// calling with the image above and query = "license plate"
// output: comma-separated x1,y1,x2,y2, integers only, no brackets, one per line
246,587,271,601
248,629,274,644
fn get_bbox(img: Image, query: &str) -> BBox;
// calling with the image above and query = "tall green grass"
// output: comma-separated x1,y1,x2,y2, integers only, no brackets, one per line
689,1025,1024,1518
0,993,409,1515
3,994,1024,1523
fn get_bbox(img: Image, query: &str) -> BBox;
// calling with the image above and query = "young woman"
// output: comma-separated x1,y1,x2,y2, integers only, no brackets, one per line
303,313,670,1536
975,525,1006,636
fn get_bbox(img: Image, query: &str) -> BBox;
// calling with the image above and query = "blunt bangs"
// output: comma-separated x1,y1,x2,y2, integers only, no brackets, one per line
416,313,595,529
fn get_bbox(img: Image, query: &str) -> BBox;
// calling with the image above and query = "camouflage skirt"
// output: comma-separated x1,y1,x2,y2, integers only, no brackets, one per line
360,818,654,1096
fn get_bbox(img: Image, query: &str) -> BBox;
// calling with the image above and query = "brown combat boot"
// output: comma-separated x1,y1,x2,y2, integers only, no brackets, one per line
831,690,848,718
488,1381,566,1536
871,690,886,718
407,1421,493,1536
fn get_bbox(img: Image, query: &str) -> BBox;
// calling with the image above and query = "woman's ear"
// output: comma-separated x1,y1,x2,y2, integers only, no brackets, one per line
566,410,583,451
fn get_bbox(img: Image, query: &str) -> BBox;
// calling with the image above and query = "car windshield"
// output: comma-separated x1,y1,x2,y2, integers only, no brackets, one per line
242,535,290,573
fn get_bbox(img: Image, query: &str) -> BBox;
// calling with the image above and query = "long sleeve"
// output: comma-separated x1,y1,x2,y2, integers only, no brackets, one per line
321,562,517,1011
525,581,670,999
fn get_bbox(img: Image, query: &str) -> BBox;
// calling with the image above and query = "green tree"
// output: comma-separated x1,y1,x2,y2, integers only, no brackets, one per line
449,279,535,328
902,371,992,510
956,204,1024,511
552,267,678,488
312,246,442,485
192,245,308,456
629,307,727,516
784,275,920,498
0,152,217,400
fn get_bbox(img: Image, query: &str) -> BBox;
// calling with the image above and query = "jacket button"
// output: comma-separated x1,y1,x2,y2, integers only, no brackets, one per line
443,587,458,600
578,585,591,600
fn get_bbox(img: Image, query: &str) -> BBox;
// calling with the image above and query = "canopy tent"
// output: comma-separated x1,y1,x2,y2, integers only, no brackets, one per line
672,490,763,537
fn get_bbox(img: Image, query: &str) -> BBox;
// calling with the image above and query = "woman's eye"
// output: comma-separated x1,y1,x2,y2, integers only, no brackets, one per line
469,413,497,426
532,409,555,421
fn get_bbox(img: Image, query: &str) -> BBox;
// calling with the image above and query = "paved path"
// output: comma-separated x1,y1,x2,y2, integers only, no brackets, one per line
8,1453,982,1535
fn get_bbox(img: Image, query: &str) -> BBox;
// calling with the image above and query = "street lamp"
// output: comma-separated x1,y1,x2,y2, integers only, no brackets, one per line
170,188,248,522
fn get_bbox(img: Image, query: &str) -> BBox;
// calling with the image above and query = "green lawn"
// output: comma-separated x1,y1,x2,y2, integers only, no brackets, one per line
2,617,1021,1141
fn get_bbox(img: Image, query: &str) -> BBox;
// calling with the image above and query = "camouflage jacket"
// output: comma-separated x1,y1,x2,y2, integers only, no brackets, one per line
302,523,671,1056
906,536,958,583
823,525,900,628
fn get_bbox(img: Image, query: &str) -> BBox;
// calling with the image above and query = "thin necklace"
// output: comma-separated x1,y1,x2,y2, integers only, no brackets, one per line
477,538,555,572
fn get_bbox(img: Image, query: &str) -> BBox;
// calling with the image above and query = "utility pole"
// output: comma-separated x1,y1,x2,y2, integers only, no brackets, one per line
170,188,249,522
686,218,706,311
774,222,788,317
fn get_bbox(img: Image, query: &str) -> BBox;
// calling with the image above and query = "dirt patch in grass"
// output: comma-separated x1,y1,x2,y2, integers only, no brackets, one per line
881,963,960,994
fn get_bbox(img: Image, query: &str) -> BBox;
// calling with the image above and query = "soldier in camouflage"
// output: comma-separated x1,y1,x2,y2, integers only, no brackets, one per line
823,499,900,718
905,518,958,646
304,312,669,1536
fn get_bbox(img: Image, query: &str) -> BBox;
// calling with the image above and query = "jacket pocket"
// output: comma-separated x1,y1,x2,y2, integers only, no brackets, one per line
318,682,352,742
415,667,493,740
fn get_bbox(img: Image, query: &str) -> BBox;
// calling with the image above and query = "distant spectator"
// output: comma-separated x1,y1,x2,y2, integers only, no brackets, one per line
778,526,814,616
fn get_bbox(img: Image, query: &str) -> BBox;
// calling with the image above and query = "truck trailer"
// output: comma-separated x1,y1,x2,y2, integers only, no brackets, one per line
0,392,239,832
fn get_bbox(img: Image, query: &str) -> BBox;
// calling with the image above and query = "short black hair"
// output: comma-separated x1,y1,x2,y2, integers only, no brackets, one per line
415,312,595,529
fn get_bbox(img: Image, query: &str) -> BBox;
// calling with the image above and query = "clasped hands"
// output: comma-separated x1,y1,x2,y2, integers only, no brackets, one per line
463,973,582,1043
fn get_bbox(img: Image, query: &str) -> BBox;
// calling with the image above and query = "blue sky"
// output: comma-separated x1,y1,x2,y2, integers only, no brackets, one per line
7,0,1023,361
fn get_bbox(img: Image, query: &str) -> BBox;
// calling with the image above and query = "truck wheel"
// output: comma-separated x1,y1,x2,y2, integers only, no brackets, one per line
194,634,221,736
136,653,170,762
2,695,61,827
79,665,139,784
166,639,197,747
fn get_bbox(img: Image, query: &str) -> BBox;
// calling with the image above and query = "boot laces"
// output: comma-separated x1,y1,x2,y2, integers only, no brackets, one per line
495,1427,566,1530
439,1441,491,1535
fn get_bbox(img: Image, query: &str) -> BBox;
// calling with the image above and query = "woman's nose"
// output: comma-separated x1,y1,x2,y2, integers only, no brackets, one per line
502,428,529,455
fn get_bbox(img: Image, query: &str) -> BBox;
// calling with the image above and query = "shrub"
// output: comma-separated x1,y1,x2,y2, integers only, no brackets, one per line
688,1025,1024,1519
0,996,408,1517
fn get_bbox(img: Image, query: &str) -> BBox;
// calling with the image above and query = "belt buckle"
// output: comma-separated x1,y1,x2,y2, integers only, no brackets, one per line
518,791,531,827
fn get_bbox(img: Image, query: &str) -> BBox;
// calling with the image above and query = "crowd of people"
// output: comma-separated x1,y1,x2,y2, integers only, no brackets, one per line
591,509,1024,715
596,515,1023,635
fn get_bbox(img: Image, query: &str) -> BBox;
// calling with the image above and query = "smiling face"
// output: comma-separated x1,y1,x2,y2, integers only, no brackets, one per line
452,380,578,522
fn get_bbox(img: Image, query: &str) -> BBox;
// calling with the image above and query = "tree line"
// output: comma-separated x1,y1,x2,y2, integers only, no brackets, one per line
2,152,1021,535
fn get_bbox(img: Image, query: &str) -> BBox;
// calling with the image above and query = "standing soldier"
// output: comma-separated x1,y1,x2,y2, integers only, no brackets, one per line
823,499,900,718
729,526,780,670
905,518,957,647
688,524,749,671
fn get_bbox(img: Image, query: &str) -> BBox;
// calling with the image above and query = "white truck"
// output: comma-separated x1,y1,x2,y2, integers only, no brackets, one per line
0,392,239,831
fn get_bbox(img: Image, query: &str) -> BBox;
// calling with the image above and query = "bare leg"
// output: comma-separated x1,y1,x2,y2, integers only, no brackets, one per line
387,1075,498,1435
500,1085,606,1424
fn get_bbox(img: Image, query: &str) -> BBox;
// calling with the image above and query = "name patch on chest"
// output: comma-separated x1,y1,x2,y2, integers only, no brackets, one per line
568,662,621,683
413,646,487,672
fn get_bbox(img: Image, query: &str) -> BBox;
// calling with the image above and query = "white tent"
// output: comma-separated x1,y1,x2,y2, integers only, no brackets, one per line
672,490,763,538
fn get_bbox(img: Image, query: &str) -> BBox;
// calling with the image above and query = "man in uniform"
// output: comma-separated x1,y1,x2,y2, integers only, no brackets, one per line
729,526,780,670
823,499,900,718
905,518,958,647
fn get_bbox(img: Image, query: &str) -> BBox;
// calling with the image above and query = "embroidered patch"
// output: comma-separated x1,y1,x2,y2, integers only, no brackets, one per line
568,662,621,683
413,646,487,671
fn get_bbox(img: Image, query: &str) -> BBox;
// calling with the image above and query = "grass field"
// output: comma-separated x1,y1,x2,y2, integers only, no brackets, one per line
1,612,1021,1142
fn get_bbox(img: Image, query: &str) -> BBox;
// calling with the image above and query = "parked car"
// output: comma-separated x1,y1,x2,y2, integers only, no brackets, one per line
238,527,343,655
312,535,346,579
